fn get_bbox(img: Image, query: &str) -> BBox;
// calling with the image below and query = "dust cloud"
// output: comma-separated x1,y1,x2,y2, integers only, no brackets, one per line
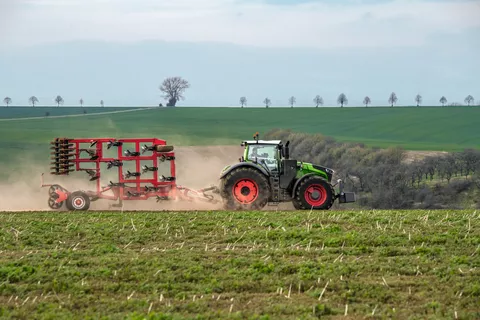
0,145,243,212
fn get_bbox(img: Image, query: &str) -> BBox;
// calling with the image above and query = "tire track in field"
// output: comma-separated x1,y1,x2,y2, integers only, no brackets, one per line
0,107,157,122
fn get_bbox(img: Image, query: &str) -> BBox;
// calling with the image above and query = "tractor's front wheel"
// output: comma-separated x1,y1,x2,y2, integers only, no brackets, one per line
220,167,270,210
65,191,91,211
294,176,334,210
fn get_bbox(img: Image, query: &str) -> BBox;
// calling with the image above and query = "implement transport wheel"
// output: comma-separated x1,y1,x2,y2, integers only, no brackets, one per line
294,176,334,210
220,167,270,210
65,191,91,211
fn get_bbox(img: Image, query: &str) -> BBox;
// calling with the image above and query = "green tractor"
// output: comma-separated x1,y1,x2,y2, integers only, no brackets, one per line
218,133,356,210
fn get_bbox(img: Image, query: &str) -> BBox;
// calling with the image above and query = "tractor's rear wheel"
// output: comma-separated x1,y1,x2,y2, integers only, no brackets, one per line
65,191,91,211
294,176,334,210
220,167,270,210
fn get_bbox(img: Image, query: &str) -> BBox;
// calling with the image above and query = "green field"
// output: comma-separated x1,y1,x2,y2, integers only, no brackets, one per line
0,210,478,319
1,106,479,170
0,107,141,119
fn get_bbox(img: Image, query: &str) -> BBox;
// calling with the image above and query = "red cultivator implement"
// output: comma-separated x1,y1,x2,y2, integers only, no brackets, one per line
42,137,220,210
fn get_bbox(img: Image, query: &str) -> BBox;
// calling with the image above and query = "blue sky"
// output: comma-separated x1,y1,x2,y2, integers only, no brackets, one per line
0,0,479,106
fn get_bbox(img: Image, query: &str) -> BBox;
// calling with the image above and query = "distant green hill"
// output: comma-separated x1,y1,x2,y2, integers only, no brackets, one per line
0,106,478,170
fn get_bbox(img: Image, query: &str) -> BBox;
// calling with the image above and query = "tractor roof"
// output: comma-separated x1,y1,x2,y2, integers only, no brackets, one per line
243,140,282,145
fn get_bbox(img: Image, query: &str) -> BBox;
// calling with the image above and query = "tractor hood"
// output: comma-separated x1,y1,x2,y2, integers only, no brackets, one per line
298,162,335,182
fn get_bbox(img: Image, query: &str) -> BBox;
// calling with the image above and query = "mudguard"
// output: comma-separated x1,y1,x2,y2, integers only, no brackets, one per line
220,162,270,179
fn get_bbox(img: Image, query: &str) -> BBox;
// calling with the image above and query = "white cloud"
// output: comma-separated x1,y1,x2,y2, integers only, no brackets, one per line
2,0,480,48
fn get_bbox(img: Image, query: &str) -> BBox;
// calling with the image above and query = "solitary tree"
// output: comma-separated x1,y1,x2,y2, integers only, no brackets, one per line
415,94,422,107
439,96,447,107
263,97,271,108
313,95,323,108
29,96,39,107
464,95,474,106
337,93,348,107
363,96,371,107
159,76,190,107
100,100,104,107
388,92,398,107
55,95,64,107
3,97,11,107
80,98,84,107
288,96,296,108
239,96,247,108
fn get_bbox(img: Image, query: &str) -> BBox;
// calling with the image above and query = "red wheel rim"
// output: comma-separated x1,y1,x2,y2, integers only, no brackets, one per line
304,184,327,207
232,179,259,204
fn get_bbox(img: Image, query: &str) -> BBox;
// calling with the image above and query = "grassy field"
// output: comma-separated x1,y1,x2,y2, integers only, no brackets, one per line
1,106,479,173
0,210,478,319
0,107,141,119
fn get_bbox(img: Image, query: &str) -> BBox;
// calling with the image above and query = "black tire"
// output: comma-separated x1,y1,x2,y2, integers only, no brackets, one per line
292,198,303,210
294,176,334,210
156,145,174,153
65,191,91,211
220,167,270,210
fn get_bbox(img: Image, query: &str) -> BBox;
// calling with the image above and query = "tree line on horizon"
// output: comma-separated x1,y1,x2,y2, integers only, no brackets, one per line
240,93,477,108
1,75,477,108
1,96,105,107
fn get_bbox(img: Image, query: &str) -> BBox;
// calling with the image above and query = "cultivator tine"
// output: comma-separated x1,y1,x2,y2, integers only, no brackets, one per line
124,150,140,157
123,171,141,179
79,149,99,160
84,169,100,181
107,140,123,149
127,191,143,198
160,175,176,182
141,165,158,173
50,138,76,175
159,155,175,162
156,195,169,202
106,160,123,169
141,144,155,154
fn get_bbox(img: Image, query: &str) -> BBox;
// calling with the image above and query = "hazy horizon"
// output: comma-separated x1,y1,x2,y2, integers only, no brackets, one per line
1,0,479,107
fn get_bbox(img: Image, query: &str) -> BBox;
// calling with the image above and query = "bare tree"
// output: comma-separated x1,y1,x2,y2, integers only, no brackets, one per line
439,96,447,107
239,96,247,108
415,94,422,107
100,100,104,107
55,95,64,107
159,76,190,107
263,97,271,108
363,96,371,107
288,96,296,108
3,97,11,107
337,93,348,107
388,92,398,107
464,95,474,106
313,95,323,108
80,98,84,107
29,96,38,107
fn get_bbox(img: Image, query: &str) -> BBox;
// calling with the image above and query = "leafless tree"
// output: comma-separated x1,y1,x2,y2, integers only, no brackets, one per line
29,96,38,107
363,96,371,107
288,96,296,108
388,92,398,107
313,95,323,108
55,95,64,107
159,76,190,107
415,94,422,107
3,97,11,107
240,96,247,108
439,96,447,107
100,100,104,107
80,98,84,107
337,93,348,107
263,97,271,108
464,95,474,106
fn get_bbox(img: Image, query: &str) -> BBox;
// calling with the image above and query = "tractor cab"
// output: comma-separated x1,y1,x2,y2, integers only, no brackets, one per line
242,139,282,172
